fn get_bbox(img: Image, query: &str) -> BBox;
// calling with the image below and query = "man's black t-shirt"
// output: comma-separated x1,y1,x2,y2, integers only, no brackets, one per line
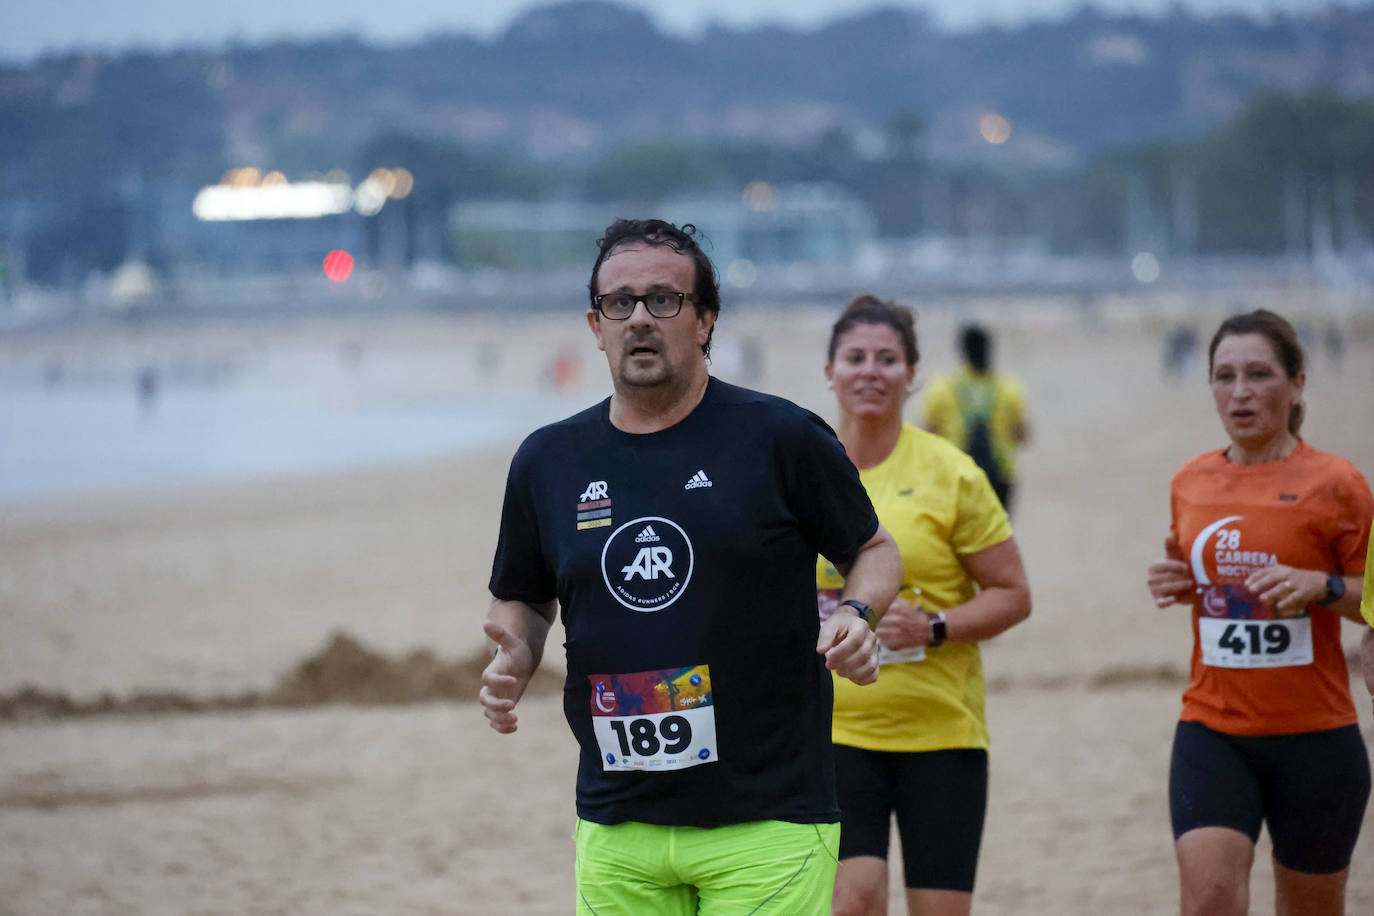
489,377,879,827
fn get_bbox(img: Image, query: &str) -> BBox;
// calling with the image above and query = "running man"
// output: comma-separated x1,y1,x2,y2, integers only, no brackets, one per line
480,218,902,915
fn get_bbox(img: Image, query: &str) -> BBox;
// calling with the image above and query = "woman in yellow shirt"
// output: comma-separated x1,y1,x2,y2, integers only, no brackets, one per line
818,295,1032,916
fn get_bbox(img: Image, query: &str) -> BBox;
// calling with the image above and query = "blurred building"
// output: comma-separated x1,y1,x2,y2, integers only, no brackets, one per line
664,182,877,271
450,201,604,273
448,183,878,277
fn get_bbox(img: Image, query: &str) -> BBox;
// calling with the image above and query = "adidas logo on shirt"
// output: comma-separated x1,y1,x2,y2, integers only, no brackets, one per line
634,525,661,543
684,470,713,489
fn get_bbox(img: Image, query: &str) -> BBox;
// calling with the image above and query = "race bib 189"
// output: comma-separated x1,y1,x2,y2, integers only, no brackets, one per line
588,665,718,772
1199,616,1314,669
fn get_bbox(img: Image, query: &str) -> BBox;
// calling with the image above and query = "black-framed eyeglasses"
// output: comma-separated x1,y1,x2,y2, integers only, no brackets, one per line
592,290,696,320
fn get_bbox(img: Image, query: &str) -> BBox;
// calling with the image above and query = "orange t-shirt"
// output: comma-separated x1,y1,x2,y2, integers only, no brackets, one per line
1170,442,1373,736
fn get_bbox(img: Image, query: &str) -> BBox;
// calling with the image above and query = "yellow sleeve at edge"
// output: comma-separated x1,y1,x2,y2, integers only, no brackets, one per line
1361,521,1374,627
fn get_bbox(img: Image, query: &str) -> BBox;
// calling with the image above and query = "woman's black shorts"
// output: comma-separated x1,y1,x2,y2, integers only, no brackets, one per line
1169,720,1370,874
834,743,988,892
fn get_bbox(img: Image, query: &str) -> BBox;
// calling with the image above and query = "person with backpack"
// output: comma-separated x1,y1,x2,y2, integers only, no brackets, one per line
922,324,1029,513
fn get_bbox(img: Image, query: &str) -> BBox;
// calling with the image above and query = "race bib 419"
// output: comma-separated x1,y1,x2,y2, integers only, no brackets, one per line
1199,616,1314,669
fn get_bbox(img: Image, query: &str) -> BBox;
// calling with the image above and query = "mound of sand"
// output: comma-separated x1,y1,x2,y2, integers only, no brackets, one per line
0,630,562,722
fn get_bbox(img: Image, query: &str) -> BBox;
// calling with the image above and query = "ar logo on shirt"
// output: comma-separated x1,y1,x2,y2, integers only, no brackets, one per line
601,516,695,612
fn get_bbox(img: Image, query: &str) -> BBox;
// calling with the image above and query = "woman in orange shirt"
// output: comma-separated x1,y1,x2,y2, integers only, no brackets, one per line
1146,309,1372,916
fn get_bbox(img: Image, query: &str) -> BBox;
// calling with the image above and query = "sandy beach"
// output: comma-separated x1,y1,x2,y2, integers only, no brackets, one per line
2,295,1372,915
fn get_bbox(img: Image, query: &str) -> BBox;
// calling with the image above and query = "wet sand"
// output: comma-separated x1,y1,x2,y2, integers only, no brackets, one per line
2,298,1372,914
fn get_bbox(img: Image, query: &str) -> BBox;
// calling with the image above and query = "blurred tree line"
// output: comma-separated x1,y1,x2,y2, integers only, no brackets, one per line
1047,90,1374,255
6,84,1374,283
8,2,1374,283
332,88,1374,263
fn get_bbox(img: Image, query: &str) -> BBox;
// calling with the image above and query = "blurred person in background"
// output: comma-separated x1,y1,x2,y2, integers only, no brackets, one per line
1163,323,1201,379
922,323,1029,514
1146,309,1372,916
817,295,1031,916
480,219,901,915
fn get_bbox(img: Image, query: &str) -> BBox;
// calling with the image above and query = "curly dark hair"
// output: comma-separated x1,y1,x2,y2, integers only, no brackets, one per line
588,219,721,357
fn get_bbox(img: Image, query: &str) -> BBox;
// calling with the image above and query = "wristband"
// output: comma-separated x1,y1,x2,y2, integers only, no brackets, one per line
928,611,948,648
839,599,874,626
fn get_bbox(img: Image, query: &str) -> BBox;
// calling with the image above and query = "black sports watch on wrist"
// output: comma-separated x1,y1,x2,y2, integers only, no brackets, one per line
1317,573,1346,606
838,599,874,626
928,611,948,648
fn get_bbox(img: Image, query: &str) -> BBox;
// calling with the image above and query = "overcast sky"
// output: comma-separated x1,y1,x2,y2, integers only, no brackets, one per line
0,0,1346,63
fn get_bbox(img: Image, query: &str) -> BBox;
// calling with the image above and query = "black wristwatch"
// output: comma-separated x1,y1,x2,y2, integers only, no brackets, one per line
839,599,874,626
928,611,948,648
1317,573,1346,606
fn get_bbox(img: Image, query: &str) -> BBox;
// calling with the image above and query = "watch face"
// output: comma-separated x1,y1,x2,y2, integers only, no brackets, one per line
929,613,947,646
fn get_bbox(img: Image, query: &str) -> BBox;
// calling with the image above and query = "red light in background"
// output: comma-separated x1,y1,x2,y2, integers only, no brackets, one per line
323,249,354,282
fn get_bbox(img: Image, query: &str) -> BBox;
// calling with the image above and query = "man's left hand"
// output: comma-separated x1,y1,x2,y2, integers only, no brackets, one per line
817,612,879,686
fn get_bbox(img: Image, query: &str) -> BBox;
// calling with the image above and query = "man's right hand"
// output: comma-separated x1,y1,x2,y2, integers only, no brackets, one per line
480,619,537,734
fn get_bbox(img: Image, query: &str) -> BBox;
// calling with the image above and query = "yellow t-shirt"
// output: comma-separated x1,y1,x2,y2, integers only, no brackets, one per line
922,366,1026,484
816,424,1013,752
1362,521,1374,627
